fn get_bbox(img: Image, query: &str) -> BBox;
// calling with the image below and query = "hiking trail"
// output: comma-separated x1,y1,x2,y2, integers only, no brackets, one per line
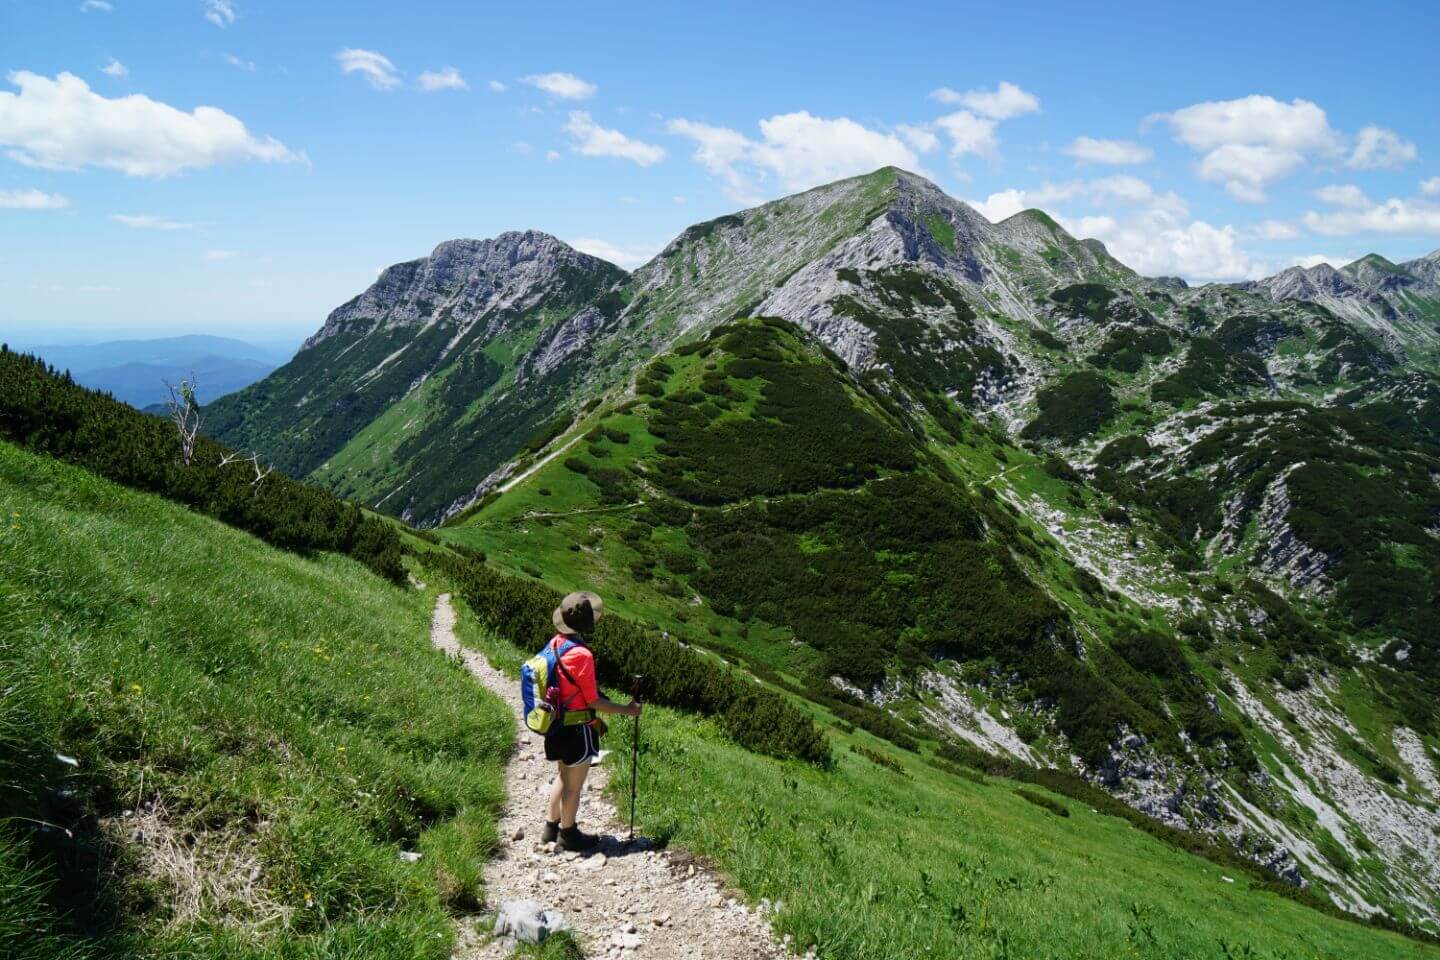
430,594,792,960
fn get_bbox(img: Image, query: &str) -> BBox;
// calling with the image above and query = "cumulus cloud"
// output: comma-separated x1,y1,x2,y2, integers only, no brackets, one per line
203,249,238,261
223,53,257,72
1314,184,1370,209
204,0,236,28
417,67,467,92
1346,125,1417,170
545,149,560,162
335,49,400,90
1423,177,1440,196
0,188,68,209
1063,136,1152,165
1195,143,1305,202
929,81,1039,120
1303,197,1440,236
564,111,665,166
971,176,1183,222
668,112,921,203
521,72,596,100
1291,253,1346,270
112,213,192,229
1156,95,1421,200
975,176,1259,280
933,111,997,157
1156,95,1336,153
896,123,940,153
487,79,507,93
80,1,112,11
0,71,300,177
1153,95,1339,201
569,237,659,269
101,58,127,79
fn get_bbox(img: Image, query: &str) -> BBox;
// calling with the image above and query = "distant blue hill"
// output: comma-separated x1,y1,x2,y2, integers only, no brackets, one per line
24,335,289,409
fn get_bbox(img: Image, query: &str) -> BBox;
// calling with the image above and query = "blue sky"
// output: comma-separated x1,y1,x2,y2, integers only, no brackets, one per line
2,0,1438,345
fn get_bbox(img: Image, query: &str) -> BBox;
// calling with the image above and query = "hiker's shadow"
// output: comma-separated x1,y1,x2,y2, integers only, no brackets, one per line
591,830,671,860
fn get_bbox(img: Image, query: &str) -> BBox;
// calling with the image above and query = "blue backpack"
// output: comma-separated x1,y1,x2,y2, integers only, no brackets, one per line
520,638,596,735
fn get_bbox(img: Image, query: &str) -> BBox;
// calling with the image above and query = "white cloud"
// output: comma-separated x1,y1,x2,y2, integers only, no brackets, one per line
570,237,658,269
335,49,400,90
1422,177,1440,196
975,176,1259,280
545,149,560,162
112,214,192,230
1195,143,1304,202
1063,136,1152,165
929,81,1039,120
0,71,300,177
1303,197,1440,236
487,80,507,93
223,53,257,72
934,111,997,157
668,112,921,203
1156,95,1337,153
521,72,596,100
1083,214,1257,280
972,176,1182,222
509,140,533,154
418,67,467,92
1346,125,1416,170
0,188,69,209
204,0,236,28
1291,253,1344,270
1156,95,1421,200
672,195,687,204
80,1,112,11
1155,95,1340,201
564,111,665,166
1251,219,1300,240
1314,184,1370,209
101,58,127,79
203,249,238,260
896,123,940,154
971,189,1028,223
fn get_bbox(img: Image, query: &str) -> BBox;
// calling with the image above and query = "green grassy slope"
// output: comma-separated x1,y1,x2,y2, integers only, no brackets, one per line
0,441,510,959
434,586,1436,960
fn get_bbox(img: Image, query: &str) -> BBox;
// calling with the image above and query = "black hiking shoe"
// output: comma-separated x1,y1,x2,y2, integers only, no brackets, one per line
557,825,599,852
540,820,560,844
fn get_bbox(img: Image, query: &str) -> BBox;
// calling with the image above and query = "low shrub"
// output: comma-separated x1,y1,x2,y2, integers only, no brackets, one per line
425,552,831,766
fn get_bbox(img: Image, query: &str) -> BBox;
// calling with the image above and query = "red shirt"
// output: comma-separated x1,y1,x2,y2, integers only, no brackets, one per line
551,635,599,713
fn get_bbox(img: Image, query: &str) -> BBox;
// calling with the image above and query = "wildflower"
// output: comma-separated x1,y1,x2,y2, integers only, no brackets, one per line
130,683,143,693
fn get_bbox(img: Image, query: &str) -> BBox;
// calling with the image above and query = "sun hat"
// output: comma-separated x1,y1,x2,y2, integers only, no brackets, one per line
553,591,604,636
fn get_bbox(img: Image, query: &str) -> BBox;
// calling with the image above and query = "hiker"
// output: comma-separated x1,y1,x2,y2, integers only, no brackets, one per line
538,591,642,852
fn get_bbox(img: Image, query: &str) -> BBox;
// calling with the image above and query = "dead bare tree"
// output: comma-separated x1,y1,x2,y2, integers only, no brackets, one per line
164,376,202,467
219,450,273,493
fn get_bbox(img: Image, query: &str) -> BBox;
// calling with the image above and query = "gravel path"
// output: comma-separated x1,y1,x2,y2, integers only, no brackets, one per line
430,594,790,960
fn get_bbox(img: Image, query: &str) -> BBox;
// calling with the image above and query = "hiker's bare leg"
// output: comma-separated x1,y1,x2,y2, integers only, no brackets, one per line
547,767,564,823
554,759,591,828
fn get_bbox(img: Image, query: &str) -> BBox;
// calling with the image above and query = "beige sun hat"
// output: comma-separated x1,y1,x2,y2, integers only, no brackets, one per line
553,591,604,636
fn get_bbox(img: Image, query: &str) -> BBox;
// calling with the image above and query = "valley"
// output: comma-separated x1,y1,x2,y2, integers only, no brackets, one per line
201,167,1440,937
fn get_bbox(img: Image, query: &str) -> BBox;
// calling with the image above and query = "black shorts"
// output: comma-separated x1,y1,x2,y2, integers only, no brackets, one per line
544,723,600,767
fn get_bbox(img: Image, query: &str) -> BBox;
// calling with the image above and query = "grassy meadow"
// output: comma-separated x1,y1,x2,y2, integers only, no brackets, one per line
0,441,511,959
437,593,1435,960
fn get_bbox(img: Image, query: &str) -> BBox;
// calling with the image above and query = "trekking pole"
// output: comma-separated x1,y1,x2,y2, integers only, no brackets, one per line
629,674,643,841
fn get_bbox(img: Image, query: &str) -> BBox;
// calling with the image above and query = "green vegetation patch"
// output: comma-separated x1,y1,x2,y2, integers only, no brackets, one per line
0,442,510,958
1150,337,1267,405
0,347,404,582
1022,371,1118,443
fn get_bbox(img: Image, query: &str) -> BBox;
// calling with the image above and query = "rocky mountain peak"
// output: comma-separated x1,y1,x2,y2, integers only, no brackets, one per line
304,231,623,349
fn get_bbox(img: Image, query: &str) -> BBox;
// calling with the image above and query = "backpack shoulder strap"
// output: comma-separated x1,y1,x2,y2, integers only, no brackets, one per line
549,638,583,698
